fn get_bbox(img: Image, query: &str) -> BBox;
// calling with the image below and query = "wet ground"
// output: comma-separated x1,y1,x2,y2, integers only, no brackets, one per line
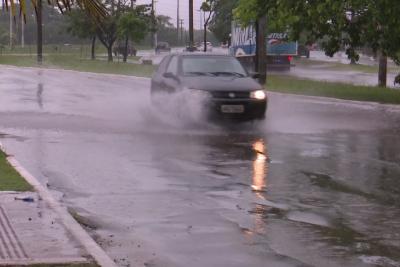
1,66,400,267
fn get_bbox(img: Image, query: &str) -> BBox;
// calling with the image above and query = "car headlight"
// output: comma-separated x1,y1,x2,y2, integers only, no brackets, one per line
250,90,266,100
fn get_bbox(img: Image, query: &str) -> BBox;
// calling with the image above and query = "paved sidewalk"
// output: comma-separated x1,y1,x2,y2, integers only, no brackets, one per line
0,192,93,266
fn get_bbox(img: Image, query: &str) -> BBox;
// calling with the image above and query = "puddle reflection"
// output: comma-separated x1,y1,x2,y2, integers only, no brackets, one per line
251,139,269,193
37,70,44,109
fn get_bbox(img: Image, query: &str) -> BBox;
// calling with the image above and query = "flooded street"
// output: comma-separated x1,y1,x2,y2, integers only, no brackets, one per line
1,66,400,267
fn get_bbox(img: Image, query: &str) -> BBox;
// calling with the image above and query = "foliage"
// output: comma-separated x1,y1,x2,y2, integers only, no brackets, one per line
234,0,400,86
208,0,239,42
66,9,96,39
116,5,150,42
3,0,106,23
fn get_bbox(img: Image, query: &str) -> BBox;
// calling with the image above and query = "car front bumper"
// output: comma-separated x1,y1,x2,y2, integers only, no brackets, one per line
208,98,267,120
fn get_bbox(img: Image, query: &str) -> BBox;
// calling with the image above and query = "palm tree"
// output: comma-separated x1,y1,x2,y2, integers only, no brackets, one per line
4,0,106,64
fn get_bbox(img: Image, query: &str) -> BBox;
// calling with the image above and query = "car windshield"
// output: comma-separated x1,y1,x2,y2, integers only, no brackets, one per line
182,56,248,77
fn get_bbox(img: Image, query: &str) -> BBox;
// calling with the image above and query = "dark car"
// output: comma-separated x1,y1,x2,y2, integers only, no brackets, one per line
113,43,137,57
155,42,171,54
151,54,267,121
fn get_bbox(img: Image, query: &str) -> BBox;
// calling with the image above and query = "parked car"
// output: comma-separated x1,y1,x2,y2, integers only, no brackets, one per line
155,42,171,54
151,54,267,121
113,43,137,57
197,42,213,52
297,44,310,58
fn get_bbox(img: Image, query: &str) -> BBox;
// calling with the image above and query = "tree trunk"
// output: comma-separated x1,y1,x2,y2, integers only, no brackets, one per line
378,52,387,87
255,16,267,85
123,36,129,63
203,24,207,52
91,36,96,60
37,0,43,64
107,46,113,62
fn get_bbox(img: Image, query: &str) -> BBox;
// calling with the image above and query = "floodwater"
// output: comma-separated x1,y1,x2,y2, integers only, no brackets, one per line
1,66,400,267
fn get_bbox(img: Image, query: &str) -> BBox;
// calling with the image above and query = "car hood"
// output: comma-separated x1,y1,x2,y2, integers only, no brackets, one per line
180,76,264,92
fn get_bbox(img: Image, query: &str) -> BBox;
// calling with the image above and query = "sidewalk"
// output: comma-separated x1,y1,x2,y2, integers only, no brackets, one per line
0,192,92,266
0,141,117,267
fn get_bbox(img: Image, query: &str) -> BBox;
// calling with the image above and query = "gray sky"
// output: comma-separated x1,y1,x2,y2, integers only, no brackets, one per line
135,0,204,29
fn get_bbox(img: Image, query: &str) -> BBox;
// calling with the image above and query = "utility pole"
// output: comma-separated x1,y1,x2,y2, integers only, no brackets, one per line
180,19,184,45
9,7,13,49
177,0,180,43
151,0,158,48
37,0,43,64
189,0,194,49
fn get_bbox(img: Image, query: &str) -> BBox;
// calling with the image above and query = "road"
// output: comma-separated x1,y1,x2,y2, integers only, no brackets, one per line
1,66,400,267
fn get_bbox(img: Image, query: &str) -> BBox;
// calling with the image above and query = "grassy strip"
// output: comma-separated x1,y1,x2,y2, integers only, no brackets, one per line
0,150,32,191
267,75,400,104
294,57,400,74
29,264,99,267
0,44,152,55
0,54,155,77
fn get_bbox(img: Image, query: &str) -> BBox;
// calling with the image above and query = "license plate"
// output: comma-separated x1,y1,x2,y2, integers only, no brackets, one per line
221,105,245,114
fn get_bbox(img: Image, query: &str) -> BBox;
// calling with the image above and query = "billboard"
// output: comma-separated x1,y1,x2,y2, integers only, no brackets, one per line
230,22,298,57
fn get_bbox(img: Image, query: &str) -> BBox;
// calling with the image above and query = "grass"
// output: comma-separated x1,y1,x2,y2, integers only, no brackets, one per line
294,57,400,74
0,150,32,192
0,54,156,77
267,74,400,104
28,264,99,267
0,44,152,55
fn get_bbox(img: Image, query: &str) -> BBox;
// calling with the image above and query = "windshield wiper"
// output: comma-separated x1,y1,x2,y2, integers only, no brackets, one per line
185,71,215,76
209,72,246,78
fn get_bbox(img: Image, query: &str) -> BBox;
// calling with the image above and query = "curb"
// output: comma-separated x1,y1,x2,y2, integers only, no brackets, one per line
0,141,117,267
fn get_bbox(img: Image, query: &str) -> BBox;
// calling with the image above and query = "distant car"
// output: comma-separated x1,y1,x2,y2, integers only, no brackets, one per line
151,54,267,120
297,44,310,58
113,43,137,57
155,42,171,54
185,45,198,52
197,42,213,52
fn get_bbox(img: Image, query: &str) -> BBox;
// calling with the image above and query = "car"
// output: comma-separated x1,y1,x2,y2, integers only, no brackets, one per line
185,45,198,52
197,42,213,52
151,54,267,121
155,42,171,54
113,43,137,57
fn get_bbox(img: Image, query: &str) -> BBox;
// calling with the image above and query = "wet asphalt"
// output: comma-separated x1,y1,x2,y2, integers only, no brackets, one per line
1,65,400,267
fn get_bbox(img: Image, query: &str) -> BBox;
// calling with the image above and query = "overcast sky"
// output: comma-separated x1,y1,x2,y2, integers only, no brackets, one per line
135,0,204,29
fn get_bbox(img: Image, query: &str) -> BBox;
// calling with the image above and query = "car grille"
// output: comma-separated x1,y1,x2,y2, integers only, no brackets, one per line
211,91,250,99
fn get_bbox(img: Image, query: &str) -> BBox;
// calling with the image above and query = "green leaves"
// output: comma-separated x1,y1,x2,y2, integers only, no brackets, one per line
4,0,107,25
234,0,400,66
117,9,149,42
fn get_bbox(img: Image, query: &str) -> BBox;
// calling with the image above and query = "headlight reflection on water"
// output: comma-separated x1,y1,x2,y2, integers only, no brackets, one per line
252,139,269,192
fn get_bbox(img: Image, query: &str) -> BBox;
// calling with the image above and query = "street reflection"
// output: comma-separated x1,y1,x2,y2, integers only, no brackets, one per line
251,139,269,192
37,70,44,109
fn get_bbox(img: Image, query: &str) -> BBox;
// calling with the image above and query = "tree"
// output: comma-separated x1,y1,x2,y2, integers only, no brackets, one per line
117,5,150,62
235,0,400,87
66,9,97,60
208,0,239,43
200,0,215,52
4,0,106,64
